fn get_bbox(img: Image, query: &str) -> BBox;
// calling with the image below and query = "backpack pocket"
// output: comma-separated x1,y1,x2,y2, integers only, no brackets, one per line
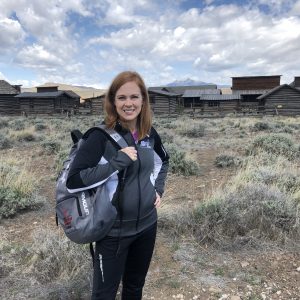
56,195,82,233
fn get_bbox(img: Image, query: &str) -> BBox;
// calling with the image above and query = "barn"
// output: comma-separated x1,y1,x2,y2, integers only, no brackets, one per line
257,84,300,115
0,80,21,115
148,88,180,115
15,88,80,115
83,93,106,115
232,75,281,113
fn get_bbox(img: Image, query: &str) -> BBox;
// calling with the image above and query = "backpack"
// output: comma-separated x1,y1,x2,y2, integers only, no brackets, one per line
55,125,128,244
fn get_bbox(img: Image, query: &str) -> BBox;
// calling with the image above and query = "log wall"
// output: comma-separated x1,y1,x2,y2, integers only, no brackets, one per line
263,87,300,115
232,76,280,90
0,95,20,115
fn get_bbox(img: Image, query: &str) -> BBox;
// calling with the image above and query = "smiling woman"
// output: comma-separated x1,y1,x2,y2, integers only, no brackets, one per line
66,71,169,299
114,81,143,130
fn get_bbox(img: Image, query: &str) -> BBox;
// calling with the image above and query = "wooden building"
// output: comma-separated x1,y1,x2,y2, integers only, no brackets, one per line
148,88,180,114
0,80,21,115
290,76,300,89
200,94,240,114
257,84,300,115
82,93,106,115
182,89,221,108
231,75,281,112
15,90,80,115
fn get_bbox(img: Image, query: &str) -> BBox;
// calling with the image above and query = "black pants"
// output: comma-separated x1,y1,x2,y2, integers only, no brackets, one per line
92,222,157,300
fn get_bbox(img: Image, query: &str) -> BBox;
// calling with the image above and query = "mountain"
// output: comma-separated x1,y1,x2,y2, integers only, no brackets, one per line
21,82,106,99
166,78,215,86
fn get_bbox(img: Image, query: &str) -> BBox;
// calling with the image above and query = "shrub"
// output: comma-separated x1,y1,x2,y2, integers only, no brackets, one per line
179,124,205,138
12,129,37,142
165,143,200,176
41,140,61,154
0,161,44,218
10,119,26,131
0,228,91,299
55,148,70,173
215,154,241,168
192,182,299,247
246,167,300,194
160,132,174,144
253,122,269,131
247,134,298,160
34,123,47,131
28,228,90,284
0,118,9,129
0,133,12,149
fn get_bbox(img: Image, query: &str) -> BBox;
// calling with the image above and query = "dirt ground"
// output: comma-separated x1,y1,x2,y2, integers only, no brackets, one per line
1,140,300,300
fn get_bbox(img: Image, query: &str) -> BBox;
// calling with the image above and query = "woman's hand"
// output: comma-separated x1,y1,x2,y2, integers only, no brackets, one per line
120,147,137,161
154,192,161,208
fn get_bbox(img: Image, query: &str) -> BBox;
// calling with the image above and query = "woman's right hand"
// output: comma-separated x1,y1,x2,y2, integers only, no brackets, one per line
120,147,137,161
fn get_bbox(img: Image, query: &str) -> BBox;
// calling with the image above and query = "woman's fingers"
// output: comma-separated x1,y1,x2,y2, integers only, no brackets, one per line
120,147,137,161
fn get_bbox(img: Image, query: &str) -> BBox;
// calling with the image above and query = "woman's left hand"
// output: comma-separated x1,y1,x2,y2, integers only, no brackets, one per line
154,192,161,208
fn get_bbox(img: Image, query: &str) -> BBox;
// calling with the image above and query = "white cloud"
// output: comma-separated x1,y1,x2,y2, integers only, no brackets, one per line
1,0,300,86
14,44,64,68
0,18,26,53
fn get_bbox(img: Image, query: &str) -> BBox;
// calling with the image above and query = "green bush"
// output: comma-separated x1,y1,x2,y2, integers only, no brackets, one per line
179,124,205,138
0,133,12,149
253,122,269,131
160,132,174,144
215,154,241,168
34,123,48,131
247,134,298,160
10,119,26,131
192,182,299,247
0,228,91,299
0,162,44,218
41,140,61,154
165,143,200,176
0,118,9,129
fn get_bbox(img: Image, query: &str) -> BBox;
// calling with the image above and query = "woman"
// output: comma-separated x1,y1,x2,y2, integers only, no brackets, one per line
66,71,169,299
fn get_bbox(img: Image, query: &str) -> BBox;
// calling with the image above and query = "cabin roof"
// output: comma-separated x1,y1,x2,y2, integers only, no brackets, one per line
232,89,270,95
231,75,282,79
182,89,221,97
15,91,80,98
257,84,300,100
200,94,241,101
0,80,20,94
148,88,180,97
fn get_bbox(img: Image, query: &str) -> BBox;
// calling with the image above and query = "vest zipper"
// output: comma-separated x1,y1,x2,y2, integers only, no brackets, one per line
136,145,141,231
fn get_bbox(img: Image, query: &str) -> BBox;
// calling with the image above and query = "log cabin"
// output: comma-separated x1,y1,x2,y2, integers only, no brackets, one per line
0,80,21,115
257,84,300,115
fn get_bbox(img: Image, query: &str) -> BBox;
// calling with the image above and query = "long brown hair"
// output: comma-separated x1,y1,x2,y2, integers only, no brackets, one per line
104,71,152,140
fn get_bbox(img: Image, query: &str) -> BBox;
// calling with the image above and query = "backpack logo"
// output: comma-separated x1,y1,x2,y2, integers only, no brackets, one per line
62,208,72,229
81,192,89,215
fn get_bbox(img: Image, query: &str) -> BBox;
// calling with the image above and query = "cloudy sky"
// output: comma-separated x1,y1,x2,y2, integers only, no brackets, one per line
0,0,300,88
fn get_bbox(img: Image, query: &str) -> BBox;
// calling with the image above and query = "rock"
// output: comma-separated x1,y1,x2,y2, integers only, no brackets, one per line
240,261,250,268
209,286,222,294
296,266,300,272
230,296,241,300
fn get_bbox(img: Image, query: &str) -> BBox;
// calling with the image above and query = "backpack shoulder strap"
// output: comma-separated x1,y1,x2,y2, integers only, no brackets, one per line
82,125,128,149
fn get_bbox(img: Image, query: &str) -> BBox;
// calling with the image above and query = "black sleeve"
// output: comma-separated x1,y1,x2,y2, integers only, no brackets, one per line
152,127,169,196
66,129,133,191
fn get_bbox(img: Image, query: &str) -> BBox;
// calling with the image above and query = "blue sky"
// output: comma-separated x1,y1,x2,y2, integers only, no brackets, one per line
0,0,300,88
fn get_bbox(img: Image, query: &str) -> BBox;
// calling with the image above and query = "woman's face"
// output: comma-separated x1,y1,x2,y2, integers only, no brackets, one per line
114,81,143,126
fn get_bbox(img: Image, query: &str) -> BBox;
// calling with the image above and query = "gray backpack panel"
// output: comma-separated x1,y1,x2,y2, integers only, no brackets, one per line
55,126,127,244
